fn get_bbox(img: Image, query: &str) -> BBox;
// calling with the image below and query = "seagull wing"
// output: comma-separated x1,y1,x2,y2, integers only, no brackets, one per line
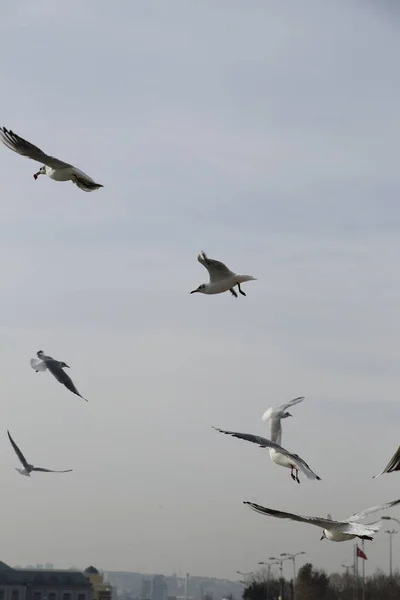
48,363,88,401
243,502,337,529
262,396,305,422
261,406,283,444
30,358,47,372
70,167,103,191
341,521,382,536
7,430,29,469
373,446,400,478
276,396,305,413
346,498,400,522
261,397,305,444
197,251,234,283
269,417,283,445
0,127,72,169
212,427,321,480
32,467,73,473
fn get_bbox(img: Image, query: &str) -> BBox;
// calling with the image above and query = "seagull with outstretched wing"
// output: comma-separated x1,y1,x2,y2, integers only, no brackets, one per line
7,430,73,477
30,350,88,401
0,127,103,192
244,498,400,542
213,426,321,483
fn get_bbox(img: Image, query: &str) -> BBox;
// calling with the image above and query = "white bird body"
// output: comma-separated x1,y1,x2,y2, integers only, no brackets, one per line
244,500,400,542
269,447,296,469
199,274,255,295
323,529,359,542
42,166,74,182
191,251,256,297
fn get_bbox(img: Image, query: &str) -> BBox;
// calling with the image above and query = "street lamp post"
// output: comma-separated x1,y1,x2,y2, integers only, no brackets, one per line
280,553,305,600
258,562,279,600
269,557,290,600
385,530,398,577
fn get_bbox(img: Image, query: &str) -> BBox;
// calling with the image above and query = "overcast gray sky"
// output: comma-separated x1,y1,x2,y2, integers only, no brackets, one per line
1,0,400,582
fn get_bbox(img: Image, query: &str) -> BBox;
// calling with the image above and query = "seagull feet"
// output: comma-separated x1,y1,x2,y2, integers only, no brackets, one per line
230,288,238,298
290,467,301,483
238,284,246,296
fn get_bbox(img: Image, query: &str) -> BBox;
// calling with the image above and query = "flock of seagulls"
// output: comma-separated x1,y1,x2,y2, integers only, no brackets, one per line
1,125,400,551
0,126,256,480
214,396,400,543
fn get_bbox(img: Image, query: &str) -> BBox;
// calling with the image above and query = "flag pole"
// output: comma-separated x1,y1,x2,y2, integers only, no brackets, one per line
361,540,365,600
354,544,358,600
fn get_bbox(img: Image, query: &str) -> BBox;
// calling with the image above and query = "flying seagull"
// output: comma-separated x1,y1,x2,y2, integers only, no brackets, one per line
212,426,321,483
7,430,73,477
373,445,400,478
30,350,88,401
190,251,257,297
243,499,400,542
261,396,305,445
0,127,103,192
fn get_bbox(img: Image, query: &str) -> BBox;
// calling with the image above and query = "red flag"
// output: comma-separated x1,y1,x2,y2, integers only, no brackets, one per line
356,546,367,560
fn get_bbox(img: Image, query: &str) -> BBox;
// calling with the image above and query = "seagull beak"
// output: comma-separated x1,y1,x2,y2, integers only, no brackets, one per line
33,173,39,180
320,534,325,541
65,364,70,368
190,289,198,294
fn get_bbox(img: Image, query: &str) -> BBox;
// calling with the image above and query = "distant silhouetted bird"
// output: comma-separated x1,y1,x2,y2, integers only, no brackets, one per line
7,430,73,477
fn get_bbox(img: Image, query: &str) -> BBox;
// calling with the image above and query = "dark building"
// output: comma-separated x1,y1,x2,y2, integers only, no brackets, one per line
140,580,151,600
0,562,92,600
151,576,167,600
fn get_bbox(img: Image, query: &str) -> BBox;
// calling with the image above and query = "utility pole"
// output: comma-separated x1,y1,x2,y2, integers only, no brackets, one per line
385,529,398,577
258,561,279,600
269,556,289,600
361,540,365,600
280,552,306,600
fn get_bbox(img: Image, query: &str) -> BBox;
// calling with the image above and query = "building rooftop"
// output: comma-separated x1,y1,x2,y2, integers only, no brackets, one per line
0,564,91,587
84,567,100,576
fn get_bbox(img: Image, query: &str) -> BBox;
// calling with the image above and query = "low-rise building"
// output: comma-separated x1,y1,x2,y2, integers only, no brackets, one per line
0,562,92,600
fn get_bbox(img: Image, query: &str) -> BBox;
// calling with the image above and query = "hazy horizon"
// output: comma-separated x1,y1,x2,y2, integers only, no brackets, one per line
1,0,400,582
